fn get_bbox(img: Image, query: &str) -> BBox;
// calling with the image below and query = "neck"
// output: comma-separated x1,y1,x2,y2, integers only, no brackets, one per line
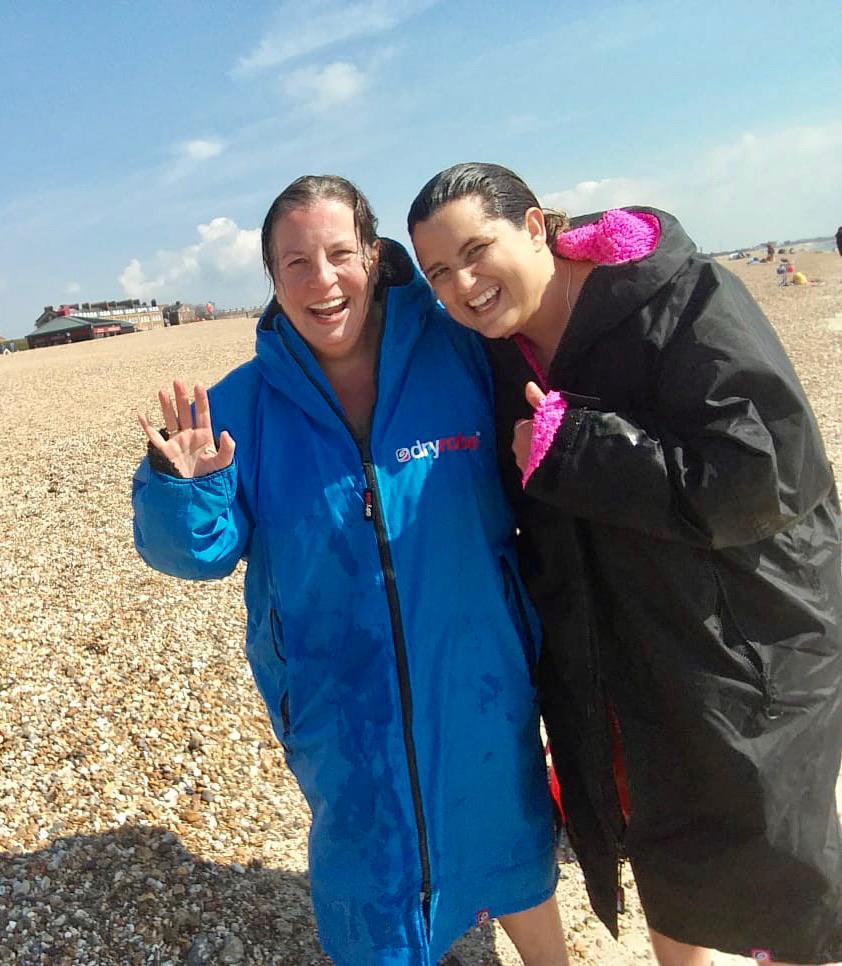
520,256,592,371
319,300,382,439
318,300,382,381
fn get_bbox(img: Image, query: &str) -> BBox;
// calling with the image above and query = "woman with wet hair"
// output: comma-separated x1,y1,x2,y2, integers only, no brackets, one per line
409,162,842,966
133,175,569,965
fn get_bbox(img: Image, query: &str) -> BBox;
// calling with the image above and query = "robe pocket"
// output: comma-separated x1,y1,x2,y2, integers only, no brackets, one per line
708,564,780,721
561,391,605,411
269,607,294,753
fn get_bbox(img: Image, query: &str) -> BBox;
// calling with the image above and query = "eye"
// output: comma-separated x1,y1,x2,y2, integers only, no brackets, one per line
428,266,449,282
286,257,307,269
466,242,488,259
331,249,356,263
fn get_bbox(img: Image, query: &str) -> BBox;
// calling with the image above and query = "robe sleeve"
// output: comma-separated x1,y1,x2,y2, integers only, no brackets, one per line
132,458,252,579
523,269,833,549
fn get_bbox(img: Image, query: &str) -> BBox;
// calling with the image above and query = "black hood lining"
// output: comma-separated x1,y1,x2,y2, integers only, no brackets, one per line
550,207,696,364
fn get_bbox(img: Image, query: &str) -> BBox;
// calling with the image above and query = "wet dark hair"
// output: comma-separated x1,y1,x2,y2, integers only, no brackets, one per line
407,162,568,246
261,175,379,283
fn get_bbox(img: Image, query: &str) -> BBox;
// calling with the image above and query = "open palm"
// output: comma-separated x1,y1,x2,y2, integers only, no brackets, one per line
138,379,235,479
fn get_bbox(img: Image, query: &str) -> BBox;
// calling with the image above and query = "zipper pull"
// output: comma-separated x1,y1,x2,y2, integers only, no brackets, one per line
363,488,373,521
421,890,432,935
617,854,627,914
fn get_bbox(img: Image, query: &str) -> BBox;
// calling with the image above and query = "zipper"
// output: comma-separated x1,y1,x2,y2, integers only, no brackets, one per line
575,537,630,917
576,541,627,858
277,304,433,934
609,701,630,916
361,448,433,930
710,564,777,717
616,848,627,915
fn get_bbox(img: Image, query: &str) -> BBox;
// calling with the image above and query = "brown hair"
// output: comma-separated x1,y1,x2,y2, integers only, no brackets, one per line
261,175,379,284
407,162,569,246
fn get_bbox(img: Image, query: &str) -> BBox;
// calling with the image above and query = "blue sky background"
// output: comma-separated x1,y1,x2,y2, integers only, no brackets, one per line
1,0,840,336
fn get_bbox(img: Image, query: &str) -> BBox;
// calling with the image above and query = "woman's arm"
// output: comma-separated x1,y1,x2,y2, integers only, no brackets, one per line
517,272,833,549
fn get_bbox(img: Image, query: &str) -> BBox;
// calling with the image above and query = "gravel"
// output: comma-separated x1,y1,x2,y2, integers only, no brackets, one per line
1,250,840,964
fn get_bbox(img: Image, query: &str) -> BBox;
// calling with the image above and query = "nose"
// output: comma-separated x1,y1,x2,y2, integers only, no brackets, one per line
310,254,338,288
454,267,475,294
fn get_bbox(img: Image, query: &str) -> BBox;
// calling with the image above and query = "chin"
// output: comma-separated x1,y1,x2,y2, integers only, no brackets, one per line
483,315,519,340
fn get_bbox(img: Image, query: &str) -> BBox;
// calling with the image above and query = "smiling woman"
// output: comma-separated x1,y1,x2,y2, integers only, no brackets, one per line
261,176,381,367
132,174,570,965
408,162,842,966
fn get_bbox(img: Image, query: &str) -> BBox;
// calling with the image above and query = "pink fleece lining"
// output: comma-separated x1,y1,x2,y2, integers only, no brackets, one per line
517,210,660,486
523,391,568,486
554,209,660,264
513,334,547,390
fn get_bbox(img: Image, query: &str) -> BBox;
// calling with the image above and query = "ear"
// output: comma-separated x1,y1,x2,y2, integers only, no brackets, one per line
524,207,547,251
364,237,381,275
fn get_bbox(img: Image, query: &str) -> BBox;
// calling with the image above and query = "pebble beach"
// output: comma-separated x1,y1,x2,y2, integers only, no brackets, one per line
1,250,840,965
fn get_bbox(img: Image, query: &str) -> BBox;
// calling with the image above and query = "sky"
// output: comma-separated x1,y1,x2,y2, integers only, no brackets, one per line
1,0,840,337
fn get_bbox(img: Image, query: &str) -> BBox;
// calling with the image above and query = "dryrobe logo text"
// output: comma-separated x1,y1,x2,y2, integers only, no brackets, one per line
395,431,481,463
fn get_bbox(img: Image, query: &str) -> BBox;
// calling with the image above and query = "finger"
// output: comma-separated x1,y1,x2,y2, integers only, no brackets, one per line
525,381,546,410
194,383,211,431
514,418,532,432
138,411,168,450
158,388,179,435
216,431,236,466
173,379,193,430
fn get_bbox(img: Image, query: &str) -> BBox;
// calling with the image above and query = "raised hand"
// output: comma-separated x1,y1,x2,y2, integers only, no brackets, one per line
512,381,547,475
137,380,235,479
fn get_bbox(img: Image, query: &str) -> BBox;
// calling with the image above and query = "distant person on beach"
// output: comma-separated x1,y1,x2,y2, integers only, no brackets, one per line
132,175,568,965
408,162,842,966
836,224,842,256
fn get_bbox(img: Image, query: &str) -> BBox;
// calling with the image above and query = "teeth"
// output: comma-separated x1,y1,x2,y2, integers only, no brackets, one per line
310,297,347,310
468,286,499,309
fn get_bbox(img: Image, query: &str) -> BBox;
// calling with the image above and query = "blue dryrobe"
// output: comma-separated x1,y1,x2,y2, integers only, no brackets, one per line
132,250,556,964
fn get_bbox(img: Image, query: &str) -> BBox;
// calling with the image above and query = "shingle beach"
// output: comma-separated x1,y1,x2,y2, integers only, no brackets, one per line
2,251,840,964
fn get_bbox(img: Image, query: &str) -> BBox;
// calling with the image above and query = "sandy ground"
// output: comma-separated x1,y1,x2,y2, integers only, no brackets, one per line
0,250,840,965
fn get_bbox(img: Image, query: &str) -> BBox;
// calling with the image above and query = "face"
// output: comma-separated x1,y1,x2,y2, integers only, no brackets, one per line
411,195,547,339
269,198,379,361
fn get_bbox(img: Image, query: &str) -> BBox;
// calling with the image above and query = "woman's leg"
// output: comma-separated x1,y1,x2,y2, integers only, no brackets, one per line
498,895,570,966
648,927,713,966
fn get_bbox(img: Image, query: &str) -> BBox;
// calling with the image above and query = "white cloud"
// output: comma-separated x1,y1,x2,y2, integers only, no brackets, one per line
65,281,81,295
542,177,668,216
179,138,226,162
163,138,227,185
282,61,369,112
118,217,261,300
541,120,842,249
233,0,438,75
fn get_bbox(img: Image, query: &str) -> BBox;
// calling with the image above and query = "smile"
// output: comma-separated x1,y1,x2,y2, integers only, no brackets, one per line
467,286,500,312
309,296,350,319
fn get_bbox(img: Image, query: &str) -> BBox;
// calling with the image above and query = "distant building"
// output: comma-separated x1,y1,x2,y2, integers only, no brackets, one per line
26,315,136,349
34,298,164,332
164,302,197,325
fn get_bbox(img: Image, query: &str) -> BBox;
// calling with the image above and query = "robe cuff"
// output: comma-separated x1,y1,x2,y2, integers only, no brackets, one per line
523,391,568,486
